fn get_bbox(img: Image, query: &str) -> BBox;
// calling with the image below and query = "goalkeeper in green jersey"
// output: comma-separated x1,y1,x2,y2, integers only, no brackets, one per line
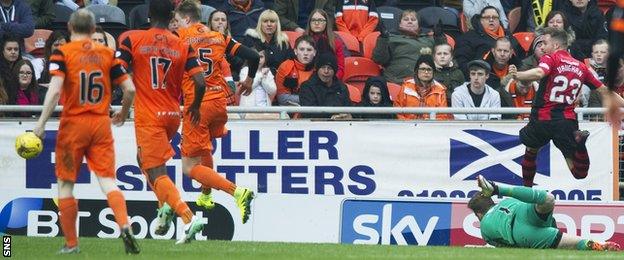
468,175,620,251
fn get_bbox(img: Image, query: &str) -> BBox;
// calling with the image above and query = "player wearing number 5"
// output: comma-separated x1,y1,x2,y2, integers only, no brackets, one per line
152,0,260,233
508,27,624,187
33,9,139,254
116,0,208,244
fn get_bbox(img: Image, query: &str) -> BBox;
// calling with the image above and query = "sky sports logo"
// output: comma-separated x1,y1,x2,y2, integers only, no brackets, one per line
449,129,550,185
340,200,451,246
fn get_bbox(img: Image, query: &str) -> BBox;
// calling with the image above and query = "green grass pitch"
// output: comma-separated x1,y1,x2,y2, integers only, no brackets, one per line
8,236,622,259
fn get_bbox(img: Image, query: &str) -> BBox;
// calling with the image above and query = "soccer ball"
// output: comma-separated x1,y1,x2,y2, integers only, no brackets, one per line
15,132,43,159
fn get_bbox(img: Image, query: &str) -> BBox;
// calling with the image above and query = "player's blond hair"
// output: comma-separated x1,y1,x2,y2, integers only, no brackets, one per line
542,27,570,49
176,0,201,22
255,10,289,50
68,9,96,35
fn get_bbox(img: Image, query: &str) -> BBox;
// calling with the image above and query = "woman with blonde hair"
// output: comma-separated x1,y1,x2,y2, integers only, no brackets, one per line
305,8,345,80
243,9,292,74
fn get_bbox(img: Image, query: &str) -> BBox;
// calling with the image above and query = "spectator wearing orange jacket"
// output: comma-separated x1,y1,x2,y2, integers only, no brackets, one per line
276,35,316,106
394,54,450,120
335,0,379,42
504,79,537,120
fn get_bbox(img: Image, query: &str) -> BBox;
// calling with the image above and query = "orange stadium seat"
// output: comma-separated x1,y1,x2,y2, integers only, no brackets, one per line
362,31,380,59
444,33,455,49
283,31,302,49
346,83,362,104
344,57,381,92
386,82,402,102
599,0,617,14
513,32,535,54
336,31,361,56
24,29,52,57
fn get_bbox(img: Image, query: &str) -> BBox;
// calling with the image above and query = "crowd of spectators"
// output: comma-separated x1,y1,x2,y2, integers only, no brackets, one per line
0,0,622,121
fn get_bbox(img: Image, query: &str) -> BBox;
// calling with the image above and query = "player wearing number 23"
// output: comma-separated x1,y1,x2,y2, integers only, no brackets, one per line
508,27,624,187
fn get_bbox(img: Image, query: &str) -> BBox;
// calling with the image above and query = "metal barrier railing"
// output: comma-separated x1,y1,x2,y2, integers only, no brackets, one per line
0,105,611,120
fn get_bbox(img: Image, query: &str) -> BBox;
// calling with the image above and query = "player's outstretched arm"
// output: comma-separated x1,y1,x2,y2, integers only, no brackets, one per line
187,72,206,125
233,45,260,96
509,65,545,82
34,76,64,139
111,78,136,126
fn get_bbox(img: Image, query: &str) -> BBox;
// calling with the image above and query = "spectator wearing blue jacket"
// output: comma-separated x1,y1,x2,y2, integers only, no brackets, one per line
222,0,265,42
0,0,35,49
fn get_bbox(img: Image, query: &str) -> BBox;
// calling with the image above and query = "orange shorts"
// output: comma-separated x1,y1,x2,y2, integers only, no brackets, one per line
55,115,115,182
136,118,180,170
181,98,228,157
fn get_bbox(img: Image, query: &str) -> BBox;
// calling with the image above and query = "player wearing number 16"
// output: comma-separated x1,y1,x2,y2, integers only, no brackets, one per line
508,27,624,187
116,0,208,244
32,9,139,254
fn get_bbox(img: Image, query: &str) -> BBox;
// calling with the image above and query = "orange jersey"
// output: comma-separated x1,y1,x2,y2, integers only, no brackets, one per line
49,39,128,117
177,24,241,105
117,28,202,126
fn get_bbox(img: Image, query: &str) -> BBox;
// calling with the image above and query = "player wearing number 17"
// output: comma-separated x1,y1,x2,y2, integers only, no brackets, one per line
151,0,259,230
508,27,624,187
32,9,139,254
116,0,208,244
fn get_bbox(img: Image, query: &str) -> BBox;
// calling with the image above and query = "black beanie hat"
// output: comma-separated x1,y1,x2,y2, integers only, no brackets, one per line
414,54,435,72
316,53,338,71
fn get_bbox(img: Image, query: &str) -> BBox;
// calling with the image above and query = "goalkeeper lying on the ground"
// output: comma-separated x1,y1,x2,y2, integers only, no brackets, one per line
469,175,620,251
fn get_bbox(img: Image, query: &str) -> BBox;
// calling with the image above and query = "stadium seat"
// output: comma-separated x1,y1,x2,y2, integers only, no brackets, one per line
87,5,126,25
117,0,145,21
344,57,381,92
513,32,536,54
346,83,361,104
377,6,403,34
200,5,216,25
385,0,441,11
598,0,616,14
52,4,73,32
24,29,52,57
418,6,461,39
128,4,149,29
507,7,521,33
445,33,455,49
87,5,128,39
335,31,361,56
387,82,402,102
362,31,380,59
283,31,302,49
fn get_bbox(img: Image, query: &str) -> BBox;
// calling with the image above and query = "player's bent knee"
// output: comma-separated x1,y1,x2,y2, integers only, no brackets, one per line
145,166,168,184
57,180,75,199
181,156,201,175
97,176,120,194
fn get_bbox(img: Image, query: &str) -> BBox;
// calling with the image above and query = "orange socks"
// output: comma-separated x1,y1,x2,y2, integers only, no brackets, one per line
153,175,193,224
200,155,214,194
106,190,129,228
190,165,236,195
58,198,78,247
